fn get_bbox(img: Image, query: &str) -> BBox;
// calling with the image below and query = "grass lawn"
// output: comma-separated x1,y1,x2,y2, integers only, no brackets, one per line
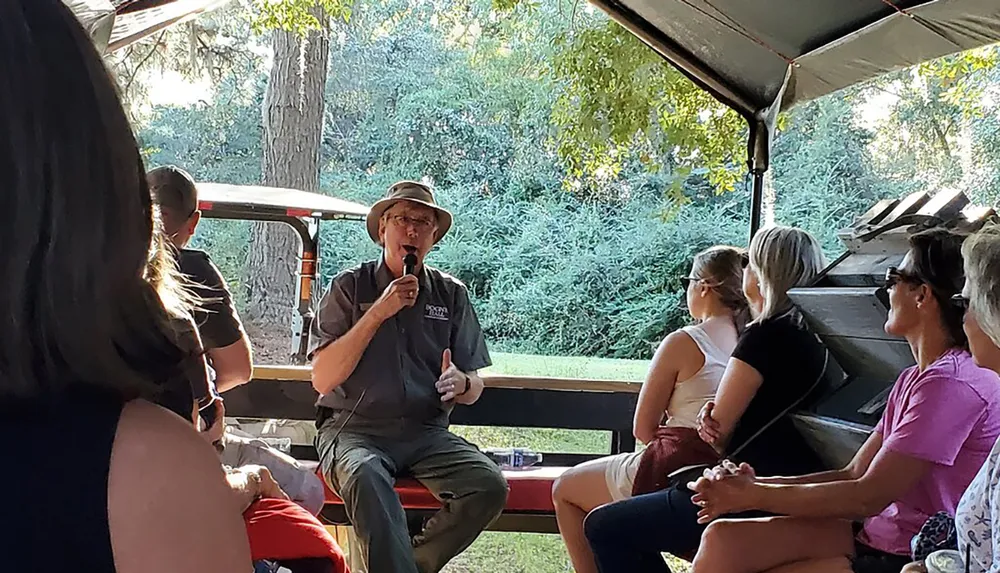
453,351,651,455
442,351,691,573
483,352,650,382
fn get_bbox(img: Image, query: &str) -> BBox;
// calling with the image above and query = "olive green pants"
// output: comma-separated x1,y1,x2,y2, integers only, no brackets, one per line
316,423,508,573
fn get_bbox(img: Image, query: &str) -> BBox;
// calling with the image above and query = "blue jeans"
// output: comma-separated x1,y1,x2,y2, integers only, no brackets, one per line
585,485,773,573
584,485,705,573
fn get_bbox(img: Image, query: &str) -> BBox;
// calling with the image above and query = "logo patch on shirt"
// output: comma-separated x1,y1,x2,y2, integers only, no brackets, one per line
424,304,449,321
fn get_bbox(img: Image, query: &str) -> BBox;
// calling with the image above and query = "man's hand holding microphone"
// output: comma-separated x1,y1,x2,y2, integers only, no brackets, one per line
370,250,420,322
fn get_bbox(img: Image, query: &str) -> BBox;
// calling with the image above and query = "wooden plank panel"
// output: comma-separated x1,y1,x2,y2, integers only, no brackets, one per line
853,198,899,228
822,253,904,286
822,336,913,382
792,414,871,469
251,365,642,394
884,191,929,224
224,380,637,432
790,287,897,340
841,228,912,257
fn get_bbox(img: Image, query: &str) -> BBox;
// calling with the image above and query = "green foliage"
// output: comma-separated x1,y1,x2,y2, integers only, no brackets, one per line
969,111,1000,204
550,21,746,199
248,0,353,34
107,3,266,114
140,69,264,296
769,92,913,258
918,47,998,116
443,190,745,358
858,46,1000,193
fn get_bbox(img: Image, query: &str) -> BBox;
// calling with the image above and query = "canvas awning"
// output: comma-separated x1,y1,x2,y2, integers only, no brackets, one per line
64,0,230,52
592,0,1000,119
591,0,1000,234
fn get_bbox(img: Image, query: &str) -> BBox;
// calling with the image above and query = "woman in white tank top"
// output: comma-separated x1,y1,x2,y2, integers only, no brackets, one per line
552,246,749,573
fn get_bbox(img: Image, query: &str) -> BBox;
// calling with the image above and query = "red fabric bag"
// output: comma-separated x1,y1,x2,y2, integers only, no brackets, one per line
243,497,349,573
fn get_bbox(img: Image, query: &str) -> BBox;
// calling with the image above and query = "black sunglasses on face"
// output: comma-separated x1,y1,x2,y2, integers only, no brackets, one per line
884,266,921,290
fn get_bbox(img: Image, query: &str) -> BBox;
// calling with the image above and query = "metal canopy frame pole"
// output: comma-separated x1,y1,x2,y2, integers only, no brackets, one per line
749,169,765,240
286,216,321,365
747,117,771,243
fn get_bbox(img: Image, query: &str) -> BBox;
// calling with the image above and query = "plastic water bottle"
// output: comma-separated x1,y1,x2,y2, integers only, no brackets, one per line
259,436,293,454
484,448,543,470
926,550,964,573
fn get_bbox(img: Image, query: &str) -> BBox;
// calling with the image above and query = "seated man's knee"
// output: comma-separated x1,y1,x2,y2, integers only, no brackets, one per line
469,465,508,518
299,471,327,516
485,466,508,504
337,455,393,498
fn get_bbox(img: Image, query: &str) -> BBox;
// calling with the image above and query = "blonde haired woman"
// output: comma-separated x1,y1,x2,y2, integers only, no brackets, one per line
552,246,748,573
584,226,829,573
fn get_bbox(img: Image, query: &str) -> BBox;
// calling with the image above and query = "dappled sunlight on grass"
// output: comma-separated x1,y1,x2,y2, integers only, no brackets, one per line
441,532,692,573
456,351,649,454
452,425,611,455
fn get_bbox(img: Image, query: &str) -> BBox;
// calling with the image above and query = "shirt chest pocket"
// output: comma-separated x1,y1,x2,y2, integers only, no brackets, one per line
421,302,453,346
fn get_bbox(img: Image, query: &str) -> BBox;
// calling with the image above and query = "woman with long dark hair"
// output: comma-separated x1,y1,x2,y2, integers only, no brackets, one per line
903,225,1000,573
0,1,250,571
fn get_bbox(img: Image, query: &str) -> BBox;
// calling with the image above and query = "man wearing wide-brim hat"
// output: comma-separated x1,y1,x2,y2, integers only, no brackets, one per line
309,181,508,573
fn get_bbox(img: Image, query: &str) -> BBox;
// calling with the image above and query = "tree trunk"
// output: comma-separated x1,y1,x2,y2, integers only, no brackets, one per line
246,10,330,342
762,168,777,228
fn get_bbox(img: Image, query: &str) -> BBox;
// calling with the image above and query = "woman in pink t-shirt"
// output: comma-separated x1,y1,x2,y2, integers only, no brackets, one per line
687,228,1000,573
901,226,1000,573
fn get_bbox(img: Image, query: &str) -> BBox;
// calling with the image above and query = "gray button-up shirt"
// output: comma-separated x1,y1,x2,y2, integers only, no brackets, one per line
309,258,491,435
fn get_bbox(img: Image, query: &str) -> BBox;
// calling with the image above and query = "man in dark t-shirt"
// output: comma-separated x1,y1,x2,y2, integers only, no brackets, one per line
148,166,251,394
148,165,325,514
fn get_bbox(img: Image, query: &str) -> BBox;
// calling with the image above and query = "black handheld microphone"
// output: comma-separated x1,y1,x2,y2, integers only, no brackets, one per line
403,247,418,276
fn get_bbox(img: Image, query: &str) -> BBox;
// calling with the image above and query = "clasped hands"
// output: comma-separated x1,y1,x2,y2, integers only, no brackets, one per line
686,459,760,524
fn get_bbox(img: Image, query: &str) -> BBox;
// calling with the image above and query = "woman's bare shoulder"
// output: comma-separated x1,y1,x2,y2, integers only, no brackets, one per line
108,400,250,573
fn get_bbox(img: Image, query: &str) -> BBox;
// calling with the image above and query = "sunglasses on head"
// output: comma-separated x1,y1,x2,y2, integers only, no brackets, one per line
681,276,723,290
884,266,922,290
680,276,702,289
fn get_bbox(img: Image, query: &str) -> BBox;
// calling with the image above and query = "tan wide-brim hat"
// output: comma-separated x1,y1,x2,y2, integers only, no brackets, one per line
366,180,453,245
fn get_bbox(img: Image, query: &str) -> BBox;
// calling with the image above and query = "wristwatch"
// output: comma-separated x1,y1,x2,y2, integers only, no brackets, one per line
457,373,471,397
